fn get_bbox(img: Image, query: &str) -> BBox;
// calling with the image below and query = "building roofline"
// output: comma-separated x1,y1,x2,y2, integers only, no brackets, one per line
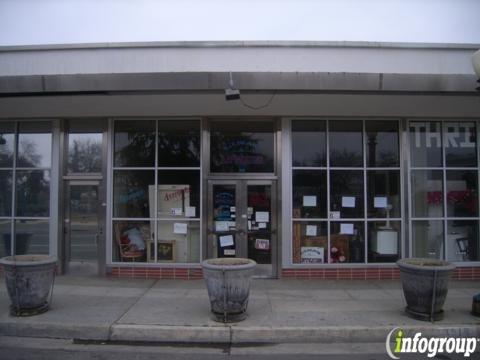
0,40,479,52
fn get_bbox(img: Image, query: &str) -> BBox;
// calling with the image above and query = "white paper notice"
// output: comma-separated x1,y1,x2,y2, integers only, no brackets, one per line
248,221,252,230
306,225,317,236
303,195,317,207
340,223,354,235
185,206,196,217
173,223,188,234
255,211,269,223
230,206,236,212
224,249,236,256
219,235,234,247
215,221,229,232
330,211,341,219
258,222,267,229
342,196,356,208
374,196,388,208
171,208,183,216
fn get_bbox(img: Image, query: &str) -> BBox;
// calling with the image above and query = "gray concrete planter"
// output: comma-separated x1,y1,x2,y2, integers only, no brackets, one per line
0,255,57,316
397,258,455,321
202,258,256,323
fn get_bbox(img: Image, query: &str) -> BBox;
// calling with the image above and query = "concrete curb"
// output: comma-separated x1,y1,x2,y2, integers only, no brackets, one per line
3,322,479,344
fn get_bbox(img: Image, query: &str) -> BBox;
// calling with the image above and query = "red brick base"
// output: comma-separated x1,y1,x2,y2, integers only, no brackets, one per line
106,266,480,280
107,266,203,279
281,267,480,280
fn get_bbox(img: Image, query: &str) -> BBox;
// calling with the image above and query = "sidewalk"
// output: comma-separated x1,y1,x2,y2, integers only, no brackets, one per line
0,276,479,344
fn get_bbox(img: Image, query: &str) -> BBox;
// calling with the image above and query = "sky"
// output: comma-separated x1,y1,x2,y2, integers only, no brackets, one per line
0,0,479,46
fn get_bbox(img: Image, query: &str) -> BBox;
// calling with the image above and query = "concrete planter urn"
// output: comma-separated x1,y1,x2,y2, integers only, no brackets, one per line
0,255,57,316
201,258,256,323
397,258,455,321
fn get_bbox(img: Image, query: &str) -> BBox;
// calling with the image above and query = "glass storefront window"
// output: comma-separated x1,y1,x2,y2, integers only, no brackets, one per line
365,121,399,167
409,121,442,167
67,120,103,174
329,120,363,167
158,120,200,167
292,120,326,167
112,119,201,264
412,220,444,259
15,170,50,217
367,170,400,218
210,121,274,173
330,222,365,263
0,122,15,167
411,170,443,218
113,170,154,218
0,220,11,258
292,170,327,218
112,220,150,263
444,122,477,167
17,122,52,168
156,220,200,263
367,221,400,263
114,120,155,167
292,221,328,264
291,119,402,264
446,220,479,262
330,170,364,218
15,219,49,255
0,170,12,216
446,170,478,217
157,170,200,218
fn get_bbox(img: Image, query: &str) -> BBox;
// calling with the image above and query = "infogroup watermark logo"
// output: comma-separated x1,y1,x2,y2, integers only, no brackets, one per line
385,328,479,359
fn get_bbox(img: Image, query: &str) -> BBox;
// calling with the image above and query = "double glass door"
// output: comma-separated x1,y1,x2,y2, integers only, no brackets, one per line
208,180,276,277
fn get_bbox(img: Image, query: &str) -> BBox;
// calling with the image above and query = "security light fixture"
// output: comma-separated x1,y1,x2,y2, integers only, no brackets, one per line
473,49,480,92
225,72,240,101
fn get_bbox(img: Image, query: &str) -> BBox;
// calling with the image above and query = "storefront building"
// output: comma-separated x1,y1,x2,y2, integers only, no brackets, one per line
0,41,479,280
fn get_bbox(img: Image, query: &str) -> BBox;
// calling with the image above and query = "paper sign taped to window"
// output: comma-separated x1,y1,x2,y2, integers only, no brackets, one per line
303,195,317,207
219,235,234,247
258,222,267,229
185,206,196,217
171,208,183,216
255,211,269,223
306,225,317,236
255,239,270,250
173,223,188,234
224,249,236,256
340,223,354,235
230,206,236,212
374,197,388,208
215,221,229,232
342,196,355,208
330,211,340,219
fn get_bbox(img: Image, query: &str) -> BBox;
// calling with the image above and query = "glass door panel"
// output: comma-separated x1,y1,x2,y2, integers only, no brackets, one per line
247,184,273,277
212,184,237,258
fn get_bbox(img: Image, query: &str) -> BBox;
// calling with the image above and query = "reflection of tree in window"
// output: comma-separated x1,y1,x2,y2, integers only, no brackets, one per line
16,171,50,217
68,138,102,173
157,128,200,166
114,126,155,167
17,140,42,167
210,127,274,172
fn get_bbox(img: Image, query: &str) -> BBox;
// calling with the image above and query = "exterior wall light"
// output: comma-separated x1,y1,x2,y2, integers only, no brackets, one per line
473,49,480,92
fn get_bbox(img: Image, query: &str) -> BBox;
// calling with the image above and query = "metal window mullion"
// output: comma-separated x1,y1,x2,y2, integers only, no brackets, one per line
406,119,413,257
441,121,447,260
363,120,367,264
154,120,159,263
106,118,114,265
10,121,18,255
400,118,407,259
326,119,331,263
